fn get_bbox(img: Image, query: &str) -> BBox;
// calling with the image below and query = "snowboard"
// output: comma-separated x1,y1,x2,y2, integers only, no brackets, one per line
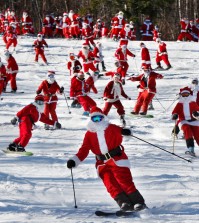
2,149,33,156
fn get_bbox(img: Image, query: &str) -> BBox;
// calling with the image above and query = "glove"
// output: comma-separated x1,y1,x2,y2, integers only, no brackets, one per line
55,122,62,129
46,45,48,48
60,87,64,93
172,125,180,135
172,113,178,120
67,159,76,169
11,117,18,125
36,90,41,95
127,97,131,100
192,111,199,118
32,44,35,47
133,55,136,57
137,84,140,89
122,128,132,136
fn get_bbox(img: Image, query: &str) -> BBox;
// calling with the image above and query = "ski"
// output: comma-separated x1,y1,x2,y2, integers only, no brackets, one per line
4,91,24,94
2,149,33,156
95,210,136,217
130,114,154,118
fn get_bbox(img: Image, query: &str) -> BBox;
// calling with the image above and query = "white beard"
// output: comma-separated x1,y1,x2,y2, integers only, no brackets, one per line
82,48,89,58
32,102,44,113
87,117,109,133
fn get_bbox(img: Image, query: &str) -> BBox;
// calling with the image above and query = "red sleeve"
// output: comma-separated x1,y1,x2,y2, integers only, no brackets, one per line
120,83,128,98
67,61,72,70
37,81,44,92
16,105,31,119
127,49,135,57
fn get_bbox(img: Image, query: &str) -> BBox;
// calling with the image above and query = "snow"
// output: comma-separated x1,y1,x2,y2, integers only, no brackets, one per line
0,36,199,223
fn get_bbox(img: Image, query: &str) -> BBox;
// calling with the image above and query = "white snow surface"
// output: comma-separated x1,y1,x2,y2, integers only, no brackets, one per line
0,37,199,223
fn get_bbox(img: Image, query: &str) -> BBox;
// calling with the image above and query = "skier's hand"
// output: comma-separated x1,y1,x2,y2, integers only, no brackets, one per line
36,90,41,95
11,117,18,125
127,97,131,100
122,128,132,136
192,111,199,119
67,159,76,169
172,113,178,120
55,122,62,129
60,87,64,94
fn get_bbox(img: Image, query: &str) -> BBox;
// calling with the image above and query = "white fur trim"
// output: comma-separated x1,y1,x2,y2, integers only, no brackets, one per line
90,112,104,117
96,130,108,154
70,155,81,167
179,120,199,127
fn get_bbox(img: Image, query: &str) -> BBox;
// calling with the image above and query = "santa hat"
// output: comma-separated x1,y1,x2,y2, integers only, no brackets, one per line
90,106,104,117
35,94,44,101
180,87,192,94
47,70,55,77
142,65,150,70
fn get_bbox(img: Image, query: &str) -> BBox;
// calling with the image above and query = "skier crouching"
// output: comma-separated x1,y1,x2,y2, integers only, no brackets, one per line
67,106,146,212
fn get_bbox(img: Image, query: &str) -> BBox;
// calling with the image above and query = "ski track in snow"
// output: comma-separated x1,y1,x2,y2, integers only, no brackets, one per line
0,37,199,222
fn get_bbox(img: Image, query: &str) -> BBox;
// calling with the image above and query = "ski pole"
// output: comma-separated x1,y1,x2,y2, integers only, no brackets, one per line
154,95,167,112
172,120,177,153
63,91,71,114
131,135,191,163
166,95,179,111
71,168,78,208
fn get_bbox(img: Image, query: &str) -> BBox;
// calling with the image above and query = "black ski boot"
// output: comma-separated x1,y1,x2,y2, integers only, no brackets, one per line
120,115,126,127
114,192,134,212
16,144,26,152
7,142,17,151
128,190,146,211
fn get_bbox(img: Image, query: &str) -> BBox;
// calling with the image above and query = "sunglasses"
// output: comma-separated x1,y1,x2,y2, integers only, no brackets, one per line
181,93,190,97
91,115,104,122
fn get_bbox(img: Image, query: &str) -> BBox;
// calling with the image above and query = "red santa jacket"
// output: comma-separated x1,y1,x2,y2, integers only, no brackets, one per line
115,48,135,62
0,64,7,78
157,42,168,55
67,59,82,76
16,103,55,126
69,13,79,26
77,50,95,64
5,32,17,42
70,76,95,97
129,71,163,93
103,80,128,102
7,55,18,74
119,28,133,40
112,16,126,29
180,19,191,32
140,46,151,66
93,46,103,62
140,21,154,36
37,80,61,103
172,97,199,127
62,16,71,28
81,26,93,39
71,123,130,170
33,39,48,50
21,16,33,27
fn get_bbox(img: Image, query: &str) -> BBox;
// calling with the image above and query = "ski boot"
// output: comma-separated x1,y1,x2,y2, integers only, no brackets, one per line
148,101,154,110
44,124,50,130
16,144,26,152
114,192,134,212
120,115,126,127
131,111,138,115
139,112,147,115
185,147,196,157
7,142,17,151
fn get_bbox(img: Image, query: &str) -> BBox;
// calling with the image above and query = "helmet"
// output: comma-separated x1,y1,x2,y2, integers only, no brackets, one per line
35,94,44,102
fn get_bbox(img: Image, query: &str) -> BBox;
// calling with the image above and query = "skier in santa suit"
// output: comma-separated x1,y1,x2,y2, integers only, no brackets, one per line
103,73,131,127
93,19,104,39
153,25,161,42
129,21,136,40
140,17,154,41
118,23,133,46
93,42,106,72
4,50,18,92
77,43,98,75
4,26,18,51
128,65,163,115
67,106,146,212
81,23,96,48
155,38,171,70
7,94,61,152
32,33,48,64
114,43,135,85
21,11,34,35
189,78,199,106
0,57,7,96
36,71,64,130
177,17,193,42
54,16,64,38
7,10,21,35
140,42,152,69
111,11,126,41
62,13,71,39
189,20,199,42
70,71,97,116
68,10,80,39
172,87,199,156
42,14,54,38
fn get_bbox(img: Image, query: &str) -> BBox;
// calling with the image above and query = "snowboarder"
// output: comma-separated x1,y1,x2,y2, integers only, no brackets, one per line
172,87,199,156
67,106,146,212
8,94,61,152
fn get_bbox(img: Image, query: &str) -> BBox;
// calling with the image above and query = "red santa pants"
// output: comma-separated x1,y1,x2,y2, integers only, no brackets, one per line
119,39,128,46
83,62,97,73
22,26,34,34
14,118,32,147
77,95,96,112
6,73,17,91
44,102,58,122
6,39,17,50
103,100,125,116
98,158,137,198
35,49,47,63
181,124,199,145
63,27,70,38
112,28,122,38
156,53,170,66
177,32,193,41
133,90,155,113
119,61,129,77
70,26,79,37
42,27,53,37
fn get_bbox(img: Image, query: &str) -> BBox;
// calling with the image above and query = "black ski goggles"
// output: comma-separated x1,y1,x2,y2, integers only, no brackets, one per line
91,115,104,122
36,100,44,105
181,92,190,97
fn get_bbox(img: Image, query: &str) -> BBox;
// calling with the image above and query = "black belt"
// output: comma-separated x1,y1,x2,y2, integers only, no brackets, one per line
96,146,122,161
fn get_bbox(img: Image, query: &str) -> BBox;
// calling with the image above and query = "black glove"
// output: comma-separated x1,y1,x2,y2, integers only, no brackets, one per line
121,128,132,136
172,114,178,120
32,44,35,47
56,122,61,129
172,125,180,135
11,117,17,125
46,45,48,48
67,159,76,169
36,90,41,95
137,84,140,89
60,87,64,93
192,111,199,117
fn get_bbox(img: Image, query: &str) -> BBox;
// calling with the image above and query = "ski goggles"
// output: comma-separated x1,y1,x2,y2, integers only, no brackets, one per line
36,100,44,105
181,92,190,97
48,74,54,78
91,115,104,122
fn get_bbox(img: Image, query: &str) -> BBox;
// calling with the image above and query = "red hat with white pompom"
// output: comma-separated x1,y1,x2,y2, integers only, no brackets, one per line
179,86,192,95
90,106,104,117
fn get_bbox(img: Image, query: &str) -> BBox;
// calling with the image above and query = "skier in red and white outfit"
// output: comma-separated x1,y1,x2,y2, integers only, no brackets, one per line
103,73,131,127
68,10,80,39
70,71,97,116
93,42,106,72
7,10,21,35
111,11,126,41
177,17,193,42
42,14,54,38
129,21,136,40
8,94,61,152
21,11,34,35
172,87,199,156
4,50,18,92
93,19,104,39
77,43,98,75
153,25,161,42
62,12,71,39
0,57,7,97
32,33,48,65
118,23,133,46
4,26,18,52
140,42,152,69
114,43,135,85
189,78,199,106
155,38,171,70
36,71,64,130
54,16,64,38
189,20,199,42
81,23,96,48
67,106,146,212
140,17,154,41
128,65,163,115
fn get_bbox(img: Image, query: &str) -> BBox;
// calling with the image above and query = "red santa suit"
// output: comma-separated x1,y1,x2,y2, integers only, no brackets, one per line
93,42,106,71
70,74,97,112
77,44,98,74
140,18,154,41
81,24,95,47
111,13,126,39
5,30,17,50
33,36,48,64
36,76,62,122
103,75,130,116
156,40,171,68
67,57,82,78
5,52,18,92
62,13,71,38
129,70,163,114
172,87,199,149
13,100,56,147
114,45,135,78
68,10,80,38
105,65,126,80
177,18,193,41
119,25,133,46
54,16,64,38
0,63,7,95
140,43,151,69
42,15,54,37
93,20,104,39
67,106,145,207
189,21,199,42
21,12,34,34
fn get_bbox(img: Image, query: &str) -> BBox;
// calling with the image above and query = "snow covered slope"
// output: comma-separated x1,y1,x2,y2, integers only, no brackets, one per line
0,37,199,223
